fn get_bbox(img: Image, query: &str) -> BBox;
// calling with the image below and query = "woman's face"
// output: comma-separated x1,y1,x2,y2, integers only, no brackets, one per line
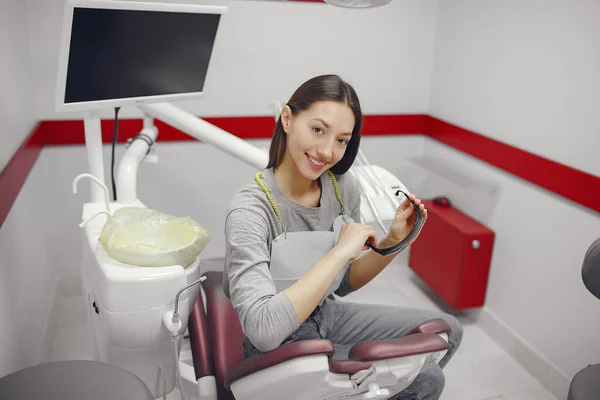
282,100,355,180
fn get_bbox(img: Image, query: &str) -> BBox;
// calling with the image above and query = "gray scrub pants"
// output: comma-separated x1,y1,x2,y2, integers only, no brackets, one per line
243,298,463,400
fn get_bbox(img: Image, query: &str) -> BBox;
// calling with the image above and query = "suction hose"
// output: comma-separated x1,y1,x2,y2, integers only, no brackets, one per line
163,276,207,335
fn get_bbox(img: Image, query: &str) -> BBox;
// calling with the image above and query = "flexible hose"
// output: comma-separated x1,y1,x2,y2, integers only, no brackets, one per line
174,276,206,315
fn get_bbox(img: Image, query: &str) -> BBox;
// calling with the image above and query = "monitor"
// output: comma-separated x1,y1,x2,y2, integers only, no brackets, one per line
55,0,227,112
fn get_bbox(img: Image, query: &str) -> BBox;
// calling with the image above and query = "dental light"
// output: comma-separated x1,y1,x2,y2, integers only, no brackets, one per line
324,0,392,8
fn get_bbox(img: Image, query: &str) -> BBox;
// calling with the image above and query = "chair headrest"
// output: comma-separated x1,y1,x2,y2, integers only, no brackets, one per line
582,238,600,300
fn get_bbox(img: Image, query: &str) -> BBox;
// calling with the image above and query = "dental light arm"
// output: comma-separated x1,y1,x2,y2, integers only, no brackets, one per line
138,103,268,170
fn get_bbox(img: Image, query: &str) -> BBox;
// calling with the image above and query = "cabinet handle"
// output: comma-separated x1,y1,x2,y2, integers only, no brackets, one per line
472,240,480,249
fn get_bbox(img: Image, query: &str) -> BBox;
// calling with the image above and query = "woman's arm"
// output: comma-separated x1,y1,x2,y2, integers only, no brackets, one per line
345,235,400,290
346,195,427,291
226,208,300,352
282,246,348,323
283,222,377,322
227,205,377,352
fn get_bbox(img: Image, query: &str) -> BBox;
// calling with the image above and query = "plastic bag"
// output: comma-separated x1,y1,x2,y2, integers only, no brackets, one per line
99,207,210,267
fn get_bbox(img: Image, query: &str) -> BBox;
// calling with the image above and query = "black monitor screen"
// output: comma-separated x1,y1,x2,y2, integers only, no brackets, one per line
64,7,221,104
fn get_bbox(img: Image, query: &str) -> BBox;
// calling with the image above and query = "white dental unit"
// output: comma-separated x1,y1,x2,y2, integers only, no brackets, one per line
55,1,413,399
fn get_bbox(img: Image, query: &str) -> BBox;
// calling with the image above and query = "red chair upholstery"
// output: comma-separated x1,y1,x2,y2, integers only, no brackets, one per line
187,288,214,381
188,271,451,400
200,272,246,400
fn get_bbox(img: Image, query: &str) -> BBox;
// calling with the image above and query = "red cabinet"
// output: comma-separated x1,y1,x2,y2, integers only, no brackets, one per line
408,200,495,309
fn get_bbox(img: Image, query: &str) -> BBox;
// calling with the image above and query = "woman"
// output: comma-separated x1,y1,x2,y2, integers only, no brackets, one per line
224,75,463,399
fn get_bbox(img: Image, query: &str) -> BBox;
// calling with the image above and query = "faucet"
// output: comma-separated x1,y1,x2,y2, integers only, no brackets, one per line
72,173,111,213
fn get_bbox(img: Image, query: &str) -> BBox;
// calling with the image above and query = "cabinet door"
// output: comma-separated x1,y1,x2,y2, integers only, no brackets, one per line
456,232,495,308
408,210,465,307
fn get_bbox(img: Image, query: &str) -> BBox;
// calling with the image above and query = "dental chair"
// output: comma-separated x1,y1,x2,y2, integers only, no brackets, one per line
188,270,453,400
568,237,600,400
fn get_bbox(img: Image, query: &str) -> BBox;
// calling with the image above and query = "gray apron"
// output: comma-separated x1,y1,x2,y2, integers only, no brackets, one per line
256,171,353,304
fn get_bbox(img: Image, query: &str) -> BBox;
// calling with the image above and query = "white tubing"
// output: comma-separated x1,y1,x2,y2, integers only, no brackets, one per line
116,124,158,204
78,210,111,228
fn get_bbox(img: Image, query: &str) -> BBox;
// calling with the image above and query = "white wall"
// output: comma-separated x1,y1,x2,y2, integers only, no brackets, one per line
0,0,37,171
0,0,42,378
429,1,600,397
430,0,600,177
29,0,439,120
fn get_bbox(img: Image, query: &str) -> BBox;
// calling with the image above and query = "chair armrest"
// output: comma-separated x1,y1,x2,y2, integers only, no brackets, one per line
224,339,335,389
408,318,451,336
348,333,448,362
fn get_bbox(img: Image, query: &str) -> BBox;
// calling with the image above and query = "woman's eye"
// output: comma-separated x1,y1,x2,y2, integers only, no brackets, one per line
338,138,349,145
313,127,324,135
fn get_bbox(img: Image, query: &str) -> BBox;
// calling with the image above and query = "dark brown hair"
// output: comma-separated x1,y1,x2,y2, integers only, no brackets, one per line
267,74,363,175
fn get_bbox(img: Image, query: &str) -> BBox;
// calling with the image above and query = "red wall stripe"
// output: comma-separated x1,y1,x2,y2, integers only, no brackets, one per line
40,117,277,145
40,114,426,146
0,124,44,229
1,114,598,230
425,116,600,214
364,114,426,135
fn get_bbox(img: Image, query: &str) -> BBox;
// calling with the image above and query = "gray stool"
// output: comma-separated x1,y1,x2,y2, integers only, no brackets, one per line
0,360,155,400
568,364,600,400
568,238,600,400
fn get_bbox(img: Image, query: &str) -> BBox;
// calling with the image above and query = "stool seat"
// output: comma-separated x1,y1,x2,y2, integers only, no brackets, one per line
568,364,600,400
0,360,155,400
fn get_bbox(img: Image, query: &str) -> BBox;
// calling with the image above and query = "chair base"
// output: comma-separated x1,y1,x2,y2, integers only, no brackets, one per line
229,352,436,400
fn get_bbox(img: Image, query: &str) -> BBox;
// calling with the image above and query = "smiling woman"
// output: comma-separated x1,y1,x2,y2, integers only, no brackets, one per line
282,102,354,177
222,74,461,400
267,75,362,179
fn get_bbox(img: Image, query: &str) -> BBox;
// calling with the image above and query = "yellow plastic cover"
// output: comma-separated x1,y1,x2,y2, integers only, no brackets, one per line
99,207,210,267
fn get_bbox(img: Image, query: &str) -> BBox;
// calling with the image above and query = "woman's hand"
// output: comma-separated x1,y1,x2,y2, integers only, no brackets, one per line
386,194,428,245
334,223,378,261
